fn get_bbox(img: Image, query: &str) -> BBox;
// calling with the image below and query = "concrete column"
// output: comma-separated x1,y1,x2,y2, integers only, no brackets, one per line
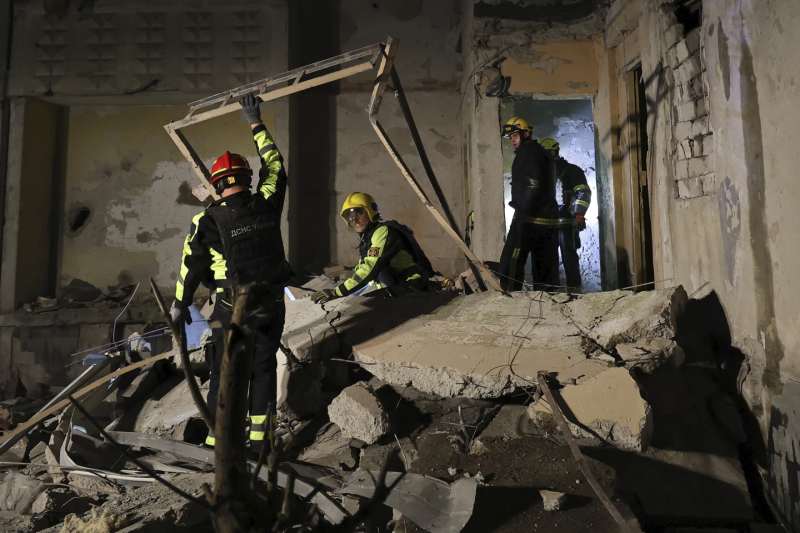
0,98,24,312
469,96,506,263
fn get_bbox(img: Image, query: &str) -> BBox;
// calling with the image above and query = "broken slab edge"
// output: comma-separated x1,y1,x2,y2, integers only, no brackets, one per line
352,352,520,399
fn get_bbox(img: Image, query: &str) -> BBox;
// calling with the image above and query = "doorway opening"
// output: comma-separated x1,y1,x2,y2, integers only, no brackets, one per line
623,66,654,289
499,98,601,293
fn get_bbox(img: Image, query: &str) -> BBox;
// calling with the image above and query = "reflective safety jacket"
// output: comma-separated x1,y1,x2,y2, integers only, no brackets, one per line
510,139,559,227
175,124,289,308
556,158,591,226
334,221,433,297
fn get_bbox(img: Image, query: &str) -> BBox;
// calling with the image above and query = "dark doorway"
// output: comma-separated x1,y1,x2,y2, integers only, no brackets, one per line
624,66,655,289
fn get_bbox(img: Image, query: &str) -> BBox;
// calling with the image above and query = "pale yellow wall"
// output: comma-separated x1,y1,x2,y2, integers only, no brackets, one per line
503,41,599,95
16,99,59,305
60,105,278,292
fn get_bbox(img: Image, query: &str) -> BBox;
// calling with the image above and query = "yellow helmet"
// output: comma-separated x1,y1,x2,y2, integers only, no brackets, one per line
539,137,560,151
340,192,381,225
502,117,532,138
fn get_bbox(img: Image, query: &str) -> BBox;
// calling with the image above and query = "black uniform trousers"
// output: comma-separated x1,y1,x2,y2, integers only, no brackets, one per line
557,207,582,290
499,216,558,292
204,290,286,450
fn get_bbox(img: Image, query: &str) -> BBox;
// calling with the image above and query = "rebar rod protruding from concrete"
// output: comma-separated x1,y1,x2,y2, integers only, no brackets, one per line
537,371,638,532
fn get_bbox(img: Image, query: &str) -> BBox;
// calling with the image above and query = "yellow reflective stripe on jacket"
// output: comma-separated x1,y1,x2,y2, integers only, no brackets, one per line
254,128,281,200
209,247,227,282
573,184,590,192
336,225,389,295
575,200,590,208
524,217,562,226
205,436,216,446
176,211,207,301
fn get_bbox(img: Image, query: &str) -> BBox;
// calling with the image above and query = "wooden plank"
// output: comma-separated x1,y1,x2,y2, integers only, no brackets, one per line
0,349,185,449
368,38,398,117
165,128,219,201
187,42,382,111
166,60,375,132
371,120,503,291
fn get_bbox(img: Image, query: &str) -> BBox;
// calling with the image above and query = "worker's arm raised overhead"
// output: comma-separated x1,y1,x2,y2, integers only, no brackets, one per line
239,93,288,215
253,125,287,212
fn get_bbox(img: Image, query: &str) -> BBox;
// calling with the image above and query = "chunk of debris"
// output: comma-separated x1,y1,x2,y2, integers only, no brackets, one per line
328,382,389,445
540,489,567,511
131,376,209,436
530,367,652,451
359,438,416,471
323,265,345,279
615,338,685,372
57,279,102,304
297,423,359,469
0,472,45,513
475,404,528,441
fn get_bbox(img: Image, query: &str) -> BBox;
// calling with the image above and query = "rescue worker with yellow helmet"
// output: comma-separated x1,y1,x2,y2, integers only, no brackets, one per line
312,193,434,304
539,137,592,292
499,117,560,291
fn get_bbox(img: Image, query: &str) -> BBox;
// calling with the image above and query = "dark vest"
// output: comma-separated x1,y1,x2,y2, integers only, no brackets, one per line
359,221,435,287
206,194,290,288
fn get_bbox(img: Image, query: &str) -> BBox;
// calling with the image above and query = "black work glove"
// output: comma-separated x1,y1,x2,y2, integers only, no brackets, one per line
574,214,587,232
239,93,262,125
312,289,337,305
171,304,193,326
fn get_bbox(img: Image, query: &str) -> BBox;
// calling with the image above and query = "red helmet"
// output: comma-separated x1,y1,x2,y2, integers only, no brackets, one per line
210,151,252,185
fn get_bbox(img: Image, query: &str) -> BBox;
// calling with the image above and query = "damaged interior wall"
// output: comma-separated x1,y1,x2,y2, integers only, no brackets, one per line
59,105,278,292
289,0,466,277
2,1,289,303
629,0,800,526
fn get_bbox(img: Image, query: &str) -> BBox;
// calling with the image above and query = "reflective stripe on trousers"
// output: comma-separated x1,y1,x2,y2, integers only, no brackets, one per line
204,413,277,446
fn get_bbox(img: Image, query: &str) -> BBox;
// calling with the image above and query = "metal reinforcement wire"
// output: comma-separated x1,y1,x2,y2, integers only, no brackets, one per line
65,327,172,367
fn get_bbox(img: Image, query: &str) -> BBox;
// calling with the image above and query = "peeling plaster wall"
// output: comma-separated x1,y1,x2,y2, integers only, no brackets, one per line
502,41,599,95
59,105,279,292
4,0,291,305
638,0,800,526
331,0,465,276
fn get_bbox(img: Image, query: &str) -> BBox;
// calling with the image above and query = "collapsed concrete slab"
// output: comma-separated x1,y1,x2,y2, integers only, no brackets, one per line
327,382,389,445
351,288,686,399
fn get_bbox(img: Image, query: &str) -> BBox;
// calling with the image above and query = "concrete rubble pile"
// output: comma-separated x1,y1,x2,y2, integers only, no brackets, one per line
0,279,767,532
282,286,688,452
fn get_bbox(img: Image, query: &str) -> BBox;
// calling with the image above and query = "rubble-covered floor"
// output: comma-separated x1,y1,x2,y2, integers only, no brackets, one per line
0,282,786,532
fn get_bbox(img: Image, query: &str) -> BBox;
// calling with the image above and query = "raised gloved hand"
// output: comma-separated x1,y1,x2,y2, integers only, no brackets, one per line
574,214,586,232
312,289,337,305
170,304,193,326
239,93,262,125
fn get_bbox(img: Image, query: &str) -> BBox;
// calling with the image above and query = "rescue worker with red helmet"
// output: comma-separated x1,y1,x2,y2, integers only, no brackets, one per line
498,117,560,291
312,192,434,304
171,93,290,455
